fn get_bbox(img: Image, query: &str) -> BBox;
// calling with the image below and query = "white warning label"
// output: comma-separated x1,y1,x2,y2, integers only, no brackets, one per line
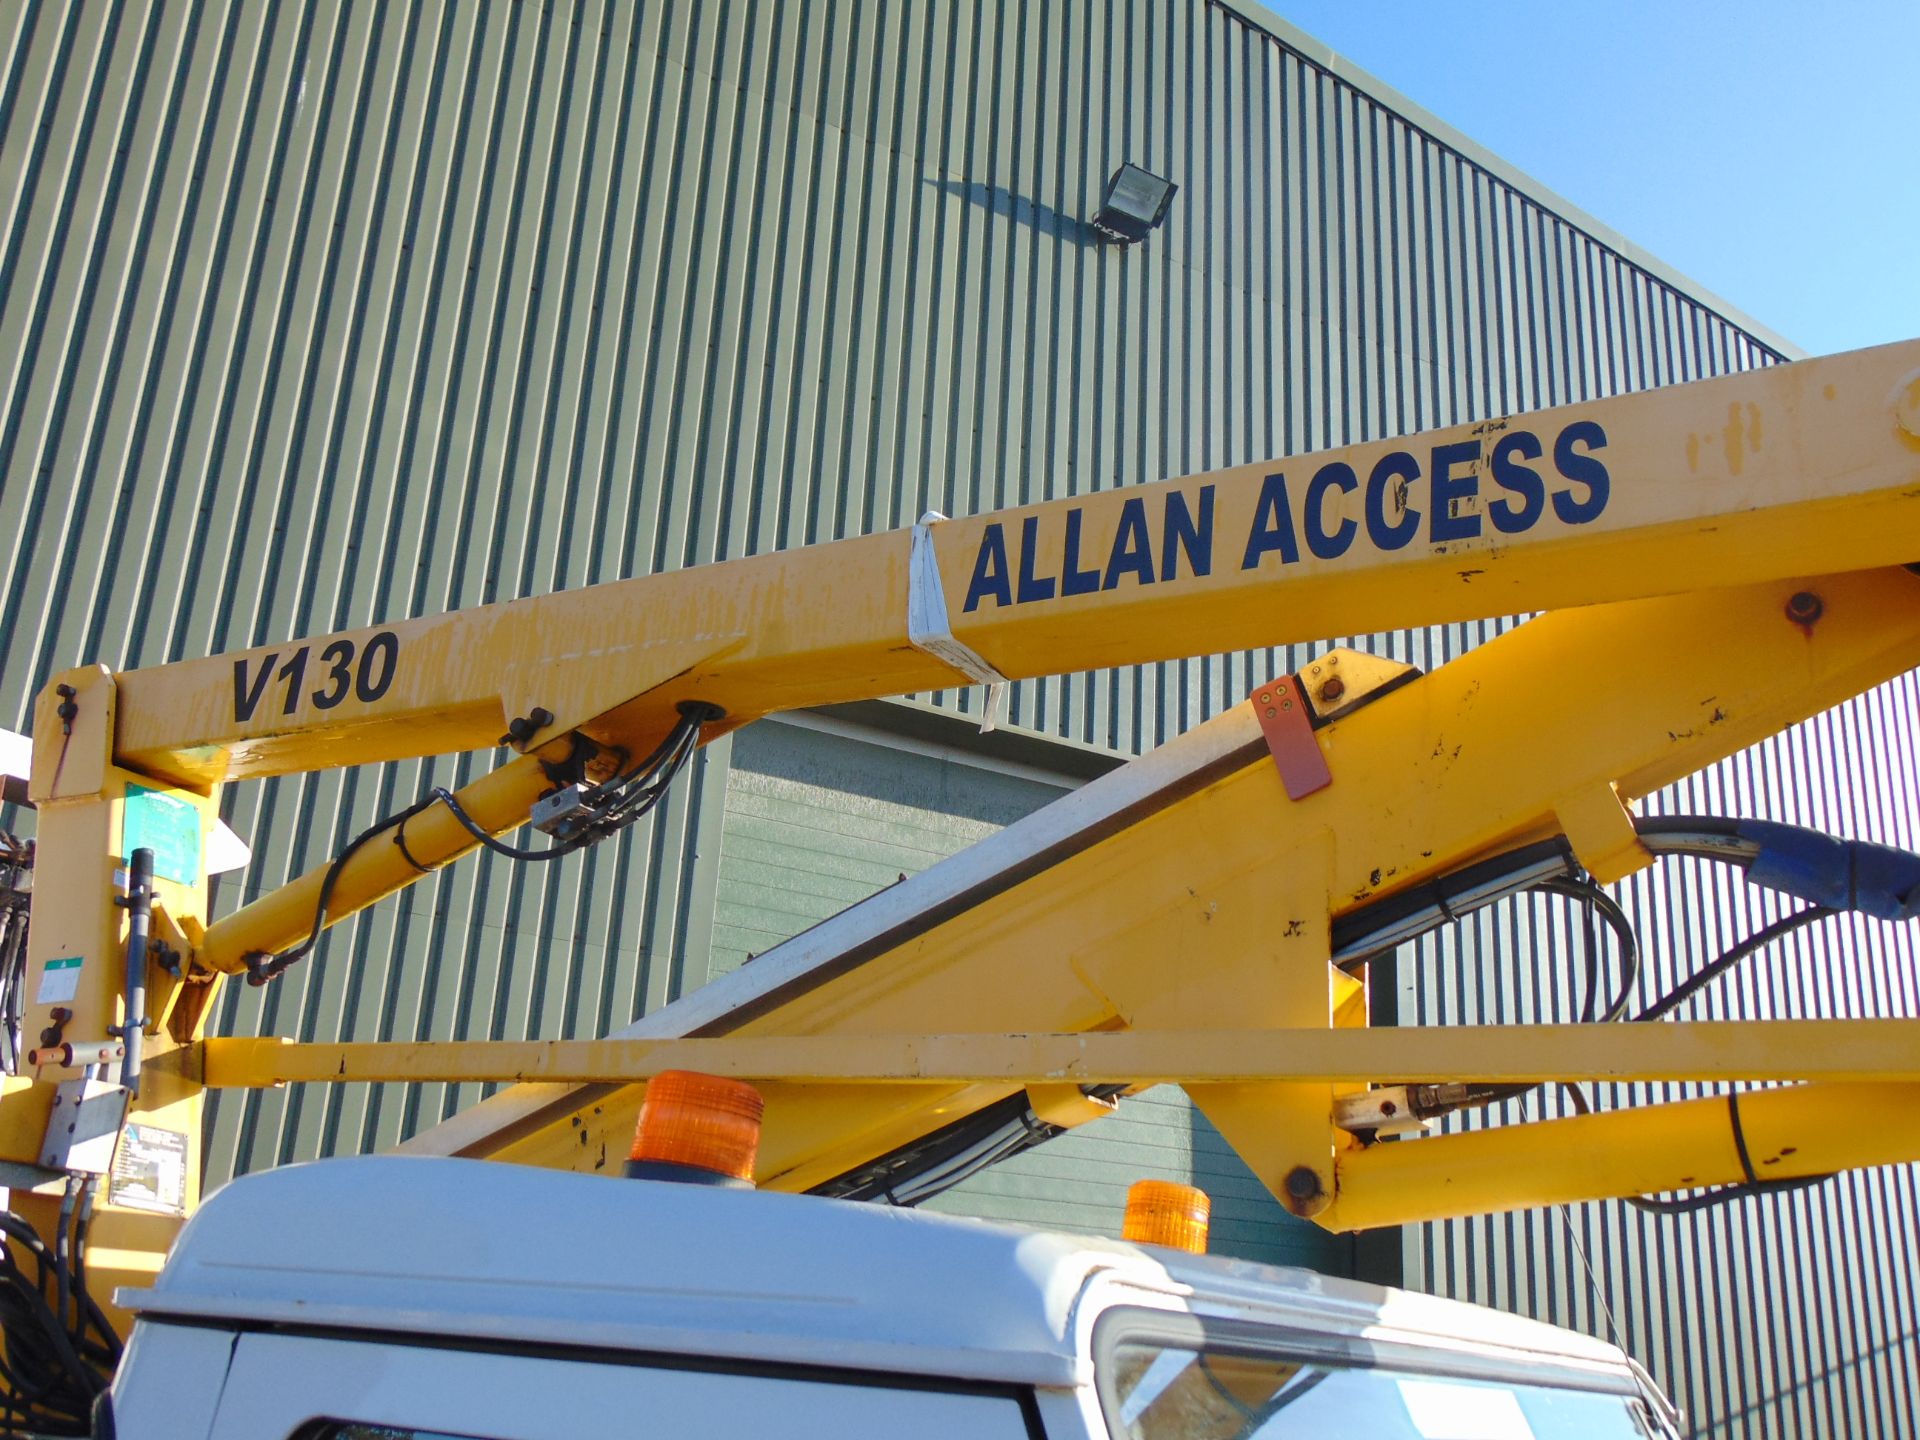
35,956,83,1005
109,1124,189,1216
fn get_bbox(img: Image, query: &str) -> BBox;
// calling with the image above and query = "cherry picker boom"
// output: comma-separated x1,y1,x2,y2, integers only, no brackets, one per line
6,336,1920,1381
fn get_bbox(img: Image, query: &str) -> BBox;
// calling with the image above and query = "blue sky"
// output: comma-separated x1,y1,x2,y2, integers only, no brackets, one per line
1270,1,1920,356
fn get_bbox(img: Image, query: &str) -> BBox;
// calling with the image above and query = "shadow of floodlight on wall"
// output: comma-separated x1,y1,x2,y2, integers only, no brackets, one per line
926,178,1103,248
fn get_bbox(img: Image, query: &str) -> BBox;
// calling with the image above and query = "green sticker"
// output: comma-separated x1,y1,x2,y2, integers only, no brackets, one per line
124,784,202,885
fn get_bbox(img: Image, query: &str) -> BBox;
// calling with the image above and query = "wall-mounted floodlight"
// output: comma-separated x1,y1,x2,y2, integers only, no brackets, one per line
1092,163,1177,244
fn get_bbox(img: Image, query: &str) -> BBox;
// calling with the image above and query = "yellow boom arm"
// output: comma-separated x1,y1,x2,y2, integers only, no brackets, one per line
8,338,1920,1311
87,337,1920,793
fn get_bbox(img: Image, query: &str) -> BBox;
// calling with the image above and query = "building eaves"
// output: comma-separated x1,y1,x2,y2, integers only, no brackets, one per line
1215,0,1806,360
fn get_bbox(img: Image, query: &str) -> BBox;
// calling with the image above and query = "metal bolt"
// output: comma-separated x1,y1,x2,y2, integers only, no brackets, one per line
502,707,555,746
1280,1166,1332,1217
1281,1165,1332,1217
1785,591,1823,627
1319,676,1346,703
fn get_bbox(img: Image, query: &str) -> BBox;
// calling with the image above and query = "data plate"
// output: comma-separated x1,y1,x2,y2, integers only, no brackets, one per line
109,1123,188,1216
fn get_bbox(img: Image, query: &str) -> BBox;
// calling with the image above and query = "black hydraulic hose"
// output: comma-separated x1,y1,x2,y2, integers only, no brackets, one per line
1634,903,1836,1023
1331,836,1579,970
248,706,723,985
1535,876,1639,1024
245,796,438,984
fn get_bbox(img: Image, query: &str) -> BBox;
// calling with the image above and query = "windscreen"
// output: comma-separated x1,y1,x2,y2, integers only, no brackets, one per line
1105,1339,1655,1440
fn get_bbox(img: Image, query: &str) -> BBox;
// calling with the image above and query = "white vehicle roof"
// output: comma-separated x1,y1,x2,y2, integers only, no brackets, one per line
127,1155,1637,1392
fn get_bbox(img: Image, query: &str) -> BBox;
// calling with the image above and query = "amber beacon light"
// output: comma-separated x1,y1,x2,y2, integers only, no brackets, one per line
1122,1180,1211,1254
625,1070,765,1188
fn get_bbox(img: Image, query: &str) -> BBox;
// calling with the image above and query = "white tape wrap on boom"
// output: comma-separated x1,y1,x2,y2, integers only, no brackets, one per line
908,511,1008,732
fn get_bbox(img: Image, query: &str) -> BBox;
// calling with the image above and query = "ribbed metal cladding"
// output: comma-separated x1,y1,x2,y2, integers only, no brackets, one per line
0,0,1906,1431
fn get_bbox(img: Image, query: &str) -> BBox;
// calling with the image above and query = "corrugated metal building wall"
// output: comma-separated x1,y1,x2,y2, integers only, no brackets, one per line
0,0,1911,1433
